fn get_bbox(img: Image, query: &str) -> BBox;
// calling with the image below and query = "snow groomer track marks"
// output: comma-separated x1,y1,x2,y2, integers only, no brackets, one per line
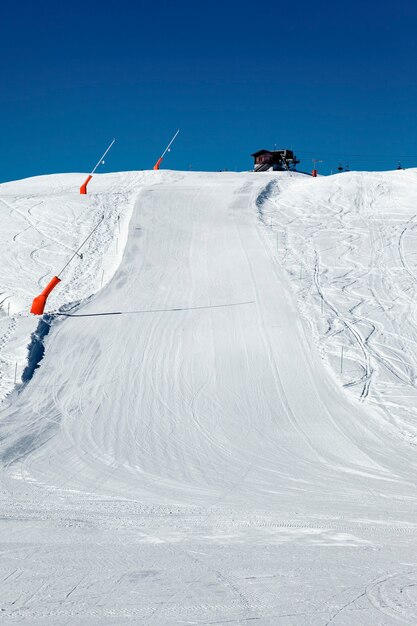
1,170,417,624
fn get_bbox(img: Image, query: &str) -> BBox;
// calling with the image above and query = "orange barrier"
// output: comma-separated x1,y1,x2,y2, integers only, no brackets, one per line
80,174,93,194
153,157,163,171
30,276,61,315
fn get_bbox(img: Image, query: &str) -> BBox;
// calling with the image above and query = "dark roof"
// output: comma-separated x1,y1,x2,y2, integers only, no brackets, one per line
251,149,271,157
251,149,289,157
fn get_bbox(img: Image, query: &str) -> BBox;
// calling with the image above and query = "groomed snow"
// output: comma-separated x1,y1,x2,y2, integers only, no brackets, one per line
0,171,182,399
1,169,417,624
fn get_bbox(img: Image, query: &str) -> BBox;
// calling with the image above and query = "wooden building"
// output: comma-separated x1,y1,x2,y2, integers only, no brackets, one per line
252,149,299,172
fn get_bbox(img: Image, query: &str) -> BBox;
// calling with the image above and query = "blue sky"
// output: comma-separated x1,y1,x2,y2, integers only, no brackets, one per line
1,0,417,181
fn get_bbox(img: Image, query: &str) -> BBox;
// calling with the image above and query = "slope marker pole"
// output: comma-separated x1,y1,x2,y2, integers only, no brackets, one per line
153,129,180,170
30,215,106,315
80,138,116,194
58,216,105,278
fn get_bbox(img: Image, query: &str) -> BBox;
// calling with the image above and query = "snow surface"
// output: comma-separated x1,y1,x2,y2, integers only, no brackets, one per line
1,168,417,624
0,171,181,399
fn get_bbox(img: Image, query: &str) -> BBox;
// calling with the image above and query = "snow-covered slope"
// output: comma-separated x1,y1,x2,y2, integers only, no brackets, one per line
1,169,417,624
0,171,181,399
260,169,417,441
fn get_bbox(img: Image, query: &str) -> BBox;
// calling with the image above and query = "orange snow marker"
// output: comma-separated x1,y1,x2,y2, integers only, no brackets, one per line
79,138,116,194
30,276,61,315
311,159,322,178
80,174,93,194
153,129,179,171
29,215,105,316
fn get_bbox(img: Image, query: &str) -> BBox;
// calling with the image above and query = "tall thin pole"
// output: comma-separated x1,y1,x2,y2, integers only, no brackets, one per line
312,158,323,173
57,216,104,277
159,129,180,161
90,139,116,175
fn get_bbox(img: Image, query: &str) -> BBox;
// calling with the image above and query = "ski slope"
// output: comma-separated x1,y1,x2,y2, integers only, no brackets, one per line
0,171,180,400
1,169,417,624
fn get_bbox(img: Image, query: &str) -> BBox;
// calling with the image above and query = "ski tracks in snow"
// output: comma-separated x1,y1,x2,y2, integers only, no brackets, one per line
263,170,417,442
2,171,417,623
0,171,169,401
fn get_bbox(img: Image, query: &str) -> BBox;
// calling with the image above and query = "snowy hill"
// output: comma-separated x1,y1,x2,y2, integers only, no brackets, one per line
0,171,180,399
1,168,417,624
261,169,417,441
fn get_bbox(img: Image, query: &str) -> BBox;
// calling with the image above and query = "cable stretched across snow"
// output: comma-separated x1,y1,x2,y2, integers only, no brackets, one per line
56,300,256,317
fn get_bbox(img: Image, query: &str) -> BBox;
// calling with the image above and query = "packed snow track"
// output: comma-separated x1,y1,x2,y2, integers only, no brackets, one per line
1,170,417,624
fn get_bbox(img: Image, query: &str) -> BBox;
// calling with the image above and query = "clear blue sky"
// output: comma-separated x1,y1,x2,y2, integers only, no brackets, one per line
1,0,417,181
